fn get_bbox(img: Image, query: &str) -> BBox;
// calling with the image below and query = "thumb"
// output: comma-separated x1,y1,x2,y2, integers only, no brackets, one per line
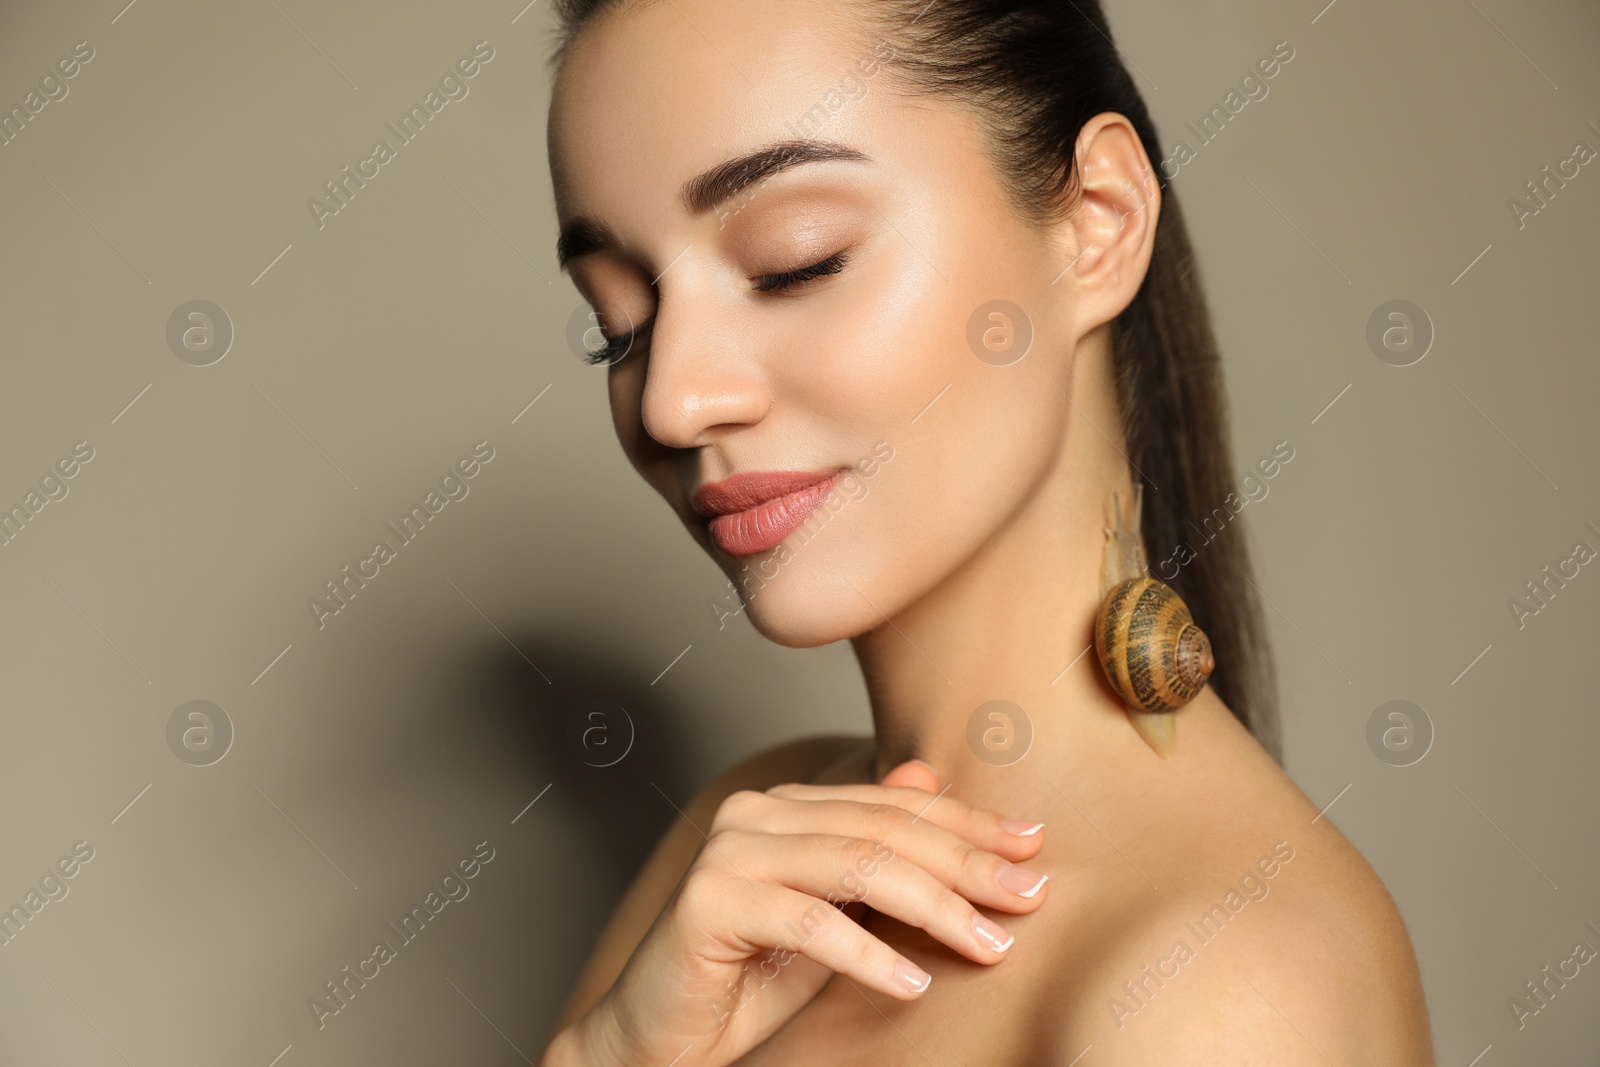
879,758,939,792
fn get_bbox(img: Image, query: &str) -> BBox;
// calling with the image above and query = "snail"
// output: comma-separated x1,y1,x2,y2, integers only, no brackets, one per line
1092,485,1214,756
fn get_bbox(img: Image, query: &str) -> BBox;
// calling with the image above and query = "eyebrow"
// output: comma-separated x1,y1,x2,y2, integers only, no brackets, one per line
555,138,870,270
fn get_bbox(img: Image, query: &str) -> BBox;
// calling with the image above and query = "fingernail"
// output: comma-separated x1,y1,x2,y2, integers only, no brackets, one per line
895,958,932,994
971,914,1015,953
909,758,937,775
1000,819,1045,837
997,864,1049,898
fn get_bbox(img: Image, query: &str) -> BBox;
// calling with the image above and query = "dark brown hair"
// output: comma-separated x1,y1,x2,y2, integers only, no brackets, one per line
547,0,1281,759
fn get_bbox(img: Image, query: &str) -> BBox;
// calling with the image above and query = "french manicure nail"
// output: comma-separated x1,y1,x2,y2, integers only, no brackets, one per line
972,913,1015,952
895,958,932,993
1000,819,1045,837
997,864,1049,898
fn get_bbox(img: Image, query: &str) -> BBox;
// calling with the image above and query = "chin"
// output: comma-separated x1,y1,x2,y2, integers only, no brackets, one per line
711,461,1014,649
738,582,878,647
721,534,954,652
716,551,866,648
710,520,900,648
744,606,852,649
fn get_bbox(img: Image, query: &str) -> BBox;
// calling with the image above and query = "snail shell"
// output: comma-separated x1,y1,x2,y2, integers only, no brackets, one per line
1093,577,1214,714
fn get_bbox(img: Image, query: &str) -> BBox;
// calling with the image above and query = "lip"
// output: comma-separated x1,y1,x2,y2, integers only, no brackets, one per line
693,468,845,557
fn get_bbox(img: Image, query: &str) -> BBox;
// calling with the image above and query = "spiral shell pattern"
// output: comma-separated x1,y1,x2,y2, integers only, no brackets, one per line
1093,577,1214,714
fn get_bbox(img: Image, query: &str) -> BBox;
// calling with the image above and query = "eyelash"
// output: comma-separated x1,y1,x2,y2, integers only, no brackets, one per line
754,250,850,293
582,321,650,366
579,251,850,364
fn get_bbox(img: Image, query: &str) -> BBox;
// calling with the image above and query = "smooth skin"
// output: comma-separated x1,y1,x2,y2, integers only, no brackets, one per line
543,0,1436,1062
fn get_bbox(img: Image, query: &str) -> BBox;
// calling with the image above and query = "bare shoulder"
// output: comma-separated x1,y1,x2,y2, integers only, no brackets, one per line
1089,833,1432,1063
1056,717,1434,1063
555,734,873,1028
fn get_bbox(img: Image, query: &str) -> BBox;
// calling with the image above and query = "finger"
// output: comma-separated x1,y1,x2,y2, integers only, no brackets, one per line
760,782,1046,862
713,792,1049,913
704,830,1022,965
709,879,937,1000
879,758,939,792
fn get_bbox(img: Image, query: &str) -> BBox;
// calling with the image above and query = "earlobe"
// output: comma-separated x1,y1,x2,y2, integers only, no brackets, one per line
1059,115,1161,320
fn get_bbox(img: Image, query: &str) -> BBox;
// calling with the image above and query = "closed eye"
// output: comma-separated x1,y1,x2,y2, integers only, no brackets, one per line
580,250,850,364
582,318,652,366
753,250,850,293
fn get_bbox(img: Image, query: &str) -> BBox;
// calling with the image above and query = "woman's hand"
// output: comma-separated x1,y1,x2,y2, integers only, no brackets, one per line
544,759,1050,1067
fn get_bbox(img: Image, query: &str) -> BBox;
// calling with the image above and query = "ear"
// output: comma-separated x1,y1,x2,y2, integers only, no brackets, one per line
1054,113,1161,332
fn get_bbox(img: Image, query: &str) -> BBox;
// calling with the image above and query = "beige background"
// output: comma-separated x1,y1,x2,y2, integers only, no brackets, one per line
0,0,1596,1063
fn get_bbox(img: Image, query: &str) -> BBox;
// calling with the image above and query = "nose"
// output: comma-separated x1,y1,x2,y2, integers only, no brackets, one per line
638,300,771,450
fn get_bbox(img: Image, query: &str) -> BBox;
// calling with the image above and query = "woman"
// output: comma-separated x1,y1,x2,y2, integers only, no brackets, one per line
539,0,1434,1062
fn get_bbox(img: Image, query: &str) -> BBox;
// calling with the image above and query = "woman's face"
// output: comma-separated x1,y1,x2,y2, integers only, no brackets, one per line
549,0,1126,647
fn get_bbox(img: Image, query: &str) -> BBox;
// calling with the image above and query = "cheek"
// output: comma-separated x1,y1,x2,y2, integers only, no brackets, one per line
853,335,1067,617
739,250,1071,642
785,257,946,429
836,241,1068,511
607,361,647,459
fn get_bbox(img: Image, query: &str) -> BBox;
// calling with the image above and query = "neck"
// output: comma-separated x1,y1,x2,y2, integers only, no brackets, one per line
848,329,1145,793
